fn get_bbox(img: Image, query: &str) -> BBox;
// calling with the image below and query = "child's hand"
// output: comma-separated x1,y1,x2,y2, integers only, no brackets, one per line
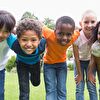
75,74,83,85
88,72,96,85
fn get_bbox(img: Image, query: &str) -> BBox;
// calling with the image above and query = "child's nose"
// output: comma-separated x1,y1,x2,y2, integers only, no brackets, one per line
27,41,32,46
88,23,92,27
62,35,68,39
88,22,96,28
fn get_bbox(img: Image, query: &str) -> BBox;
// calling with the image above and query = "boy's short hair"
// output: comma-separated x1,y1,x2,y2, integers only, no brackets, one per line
55,16,75,30
0,10,16,32
16,18,42,39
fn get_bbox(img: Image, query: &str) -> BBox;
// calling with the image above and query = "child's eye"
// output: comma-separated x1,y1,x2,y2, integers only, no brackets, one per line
91,21,96,24
57,32,72,37
3,31,9,34
66,33,72,36
22,39,27,41
57,32,62,35
4,30,9,33
84,21,89,24
0,30,9,34
32,39,37,41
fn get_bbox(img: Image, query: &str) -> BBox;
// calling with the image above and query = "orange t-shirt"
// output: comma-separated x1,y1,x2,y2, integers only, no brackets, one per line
42,26,80,64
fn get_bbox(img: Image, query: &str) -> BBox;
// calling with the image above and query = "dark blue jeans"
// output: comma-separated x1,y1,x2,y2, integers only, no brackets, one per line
43,62,67,100
74,60,98,100
0,69,5,100
16,61,40,100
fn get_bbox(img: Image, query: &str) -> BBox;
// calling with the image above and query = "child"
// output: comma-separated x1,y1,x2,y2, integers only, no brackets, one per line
73,10,98,100
0,10,16,100
42,16,80,100
88,21,100,100
7,18,46,100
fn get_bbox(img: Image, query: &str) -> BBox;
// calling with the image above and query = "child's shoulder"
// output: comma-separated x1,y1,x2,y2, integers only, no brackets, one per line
7,33,17,48
91,40,100,57
73,30,80,36
72,30,80,42
7,33,17,42
42,26,54,38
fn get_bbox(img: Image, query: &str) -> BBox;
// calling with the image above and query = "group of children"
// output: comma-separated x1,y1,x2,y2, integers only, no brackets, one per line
0,9,100,100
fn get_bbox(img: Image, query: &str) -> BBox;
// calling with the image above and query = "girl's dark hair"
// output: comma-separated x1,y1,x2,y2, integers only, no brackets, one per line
90,21,100,43
55,16,75,31
0,10,16,32
16,18,42,39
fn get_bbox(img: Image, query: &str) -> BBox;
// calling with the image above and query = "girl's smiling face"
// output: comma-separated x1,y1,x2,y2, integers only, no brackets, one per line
18,30,40,54
80,12,97,38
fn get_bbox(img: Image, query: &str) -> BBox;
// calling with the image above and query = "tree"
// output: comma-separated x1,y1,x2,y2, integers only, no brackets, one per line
21,11,38,20
43,17,55,29
6,56,16,72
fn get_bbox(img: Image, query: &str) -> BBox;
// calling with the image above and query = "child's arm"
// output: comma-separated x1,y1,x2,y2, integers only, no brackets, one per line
38,37,46,54
88,54,96,85
72,44,83,84
7,33,17,49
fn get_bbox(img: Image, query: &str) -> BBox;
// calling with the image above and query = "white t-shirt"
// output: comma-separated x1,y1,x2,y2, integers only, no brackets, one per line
0,40,11,70
91,40,100,57
74,30,91,61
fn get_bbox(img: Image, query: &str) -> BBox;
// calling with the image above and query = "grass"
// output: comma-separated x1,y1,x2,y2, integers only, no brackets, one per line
5,71,99,100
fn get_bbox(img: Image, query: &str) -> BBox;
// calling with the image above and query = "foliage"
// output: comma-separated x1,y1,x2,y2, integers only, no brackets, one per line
6,56,16,72
67,46,74,70
21,12,55,29
43,17,55,29
67,49,73,60
67,62,74,70
21,11,38,20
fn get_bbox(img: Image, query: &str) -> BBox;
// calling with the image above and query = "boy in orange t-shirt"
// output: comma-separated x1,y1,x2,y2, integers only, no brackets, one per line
42,16,80,100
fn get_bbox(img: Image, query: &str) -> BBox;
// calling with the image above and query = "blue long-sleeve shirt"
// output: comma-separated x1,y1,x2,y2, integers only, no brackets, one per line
7,34,46,65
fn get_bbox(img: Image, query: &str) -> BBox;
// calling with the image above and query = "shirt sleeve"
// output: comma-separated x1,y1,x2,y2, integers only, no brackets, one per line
7,33,17,48
38,37,46,54
74,36,80,46
91,41,100,57
70,31,80,46
42,26,53,39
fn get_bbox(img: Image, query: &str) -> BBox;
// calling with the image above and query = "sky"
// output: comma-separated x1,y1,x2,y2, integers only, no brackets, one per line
0,0,100,27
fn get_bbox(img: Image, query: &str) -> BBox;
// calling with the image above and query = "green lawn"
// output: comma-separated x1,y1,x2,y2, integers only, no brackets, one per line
5,71,99,100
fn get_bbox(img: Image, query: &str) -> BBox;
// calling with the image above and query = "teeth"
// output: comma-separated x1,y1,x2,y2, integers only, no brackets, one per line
24,48,32,51
26,49,32,51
